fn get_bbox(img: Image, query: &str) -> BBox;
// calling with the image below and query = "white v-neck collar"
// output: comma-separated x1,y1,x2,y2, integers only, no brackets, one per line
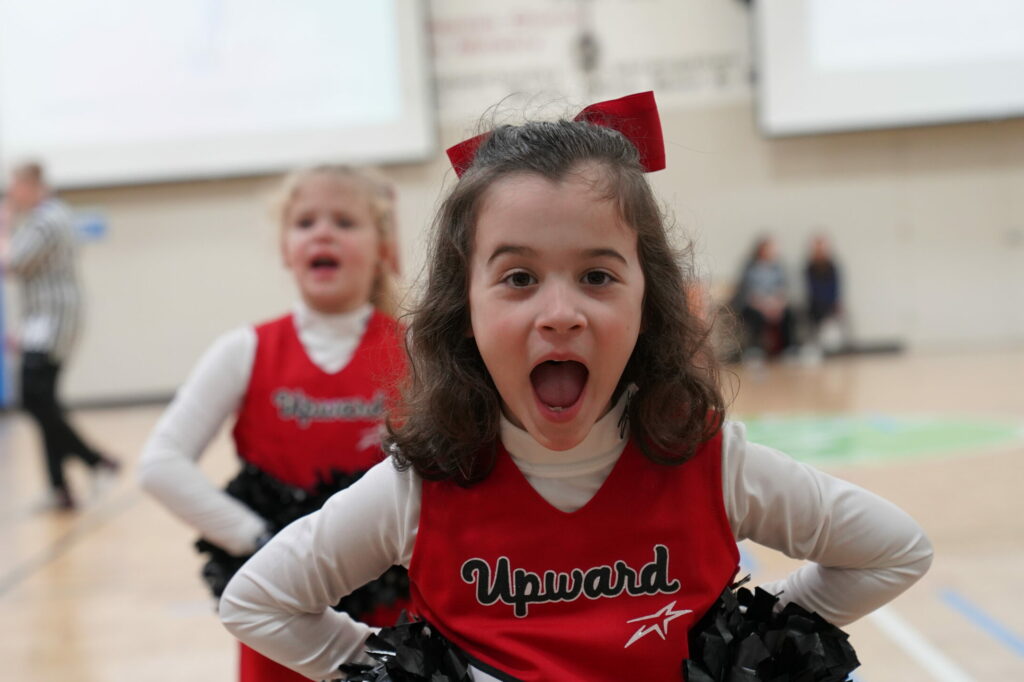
291,301,373,374
294,301,372,339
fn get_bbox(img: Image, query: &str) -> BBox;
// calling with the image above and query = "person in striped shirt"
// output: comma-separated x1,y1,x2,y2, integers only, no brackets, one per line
0,161,119,511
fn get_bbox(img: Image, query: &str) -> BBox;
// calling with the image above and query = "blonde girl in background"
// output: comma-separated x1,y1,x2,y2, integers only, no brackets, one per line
140,165,410,682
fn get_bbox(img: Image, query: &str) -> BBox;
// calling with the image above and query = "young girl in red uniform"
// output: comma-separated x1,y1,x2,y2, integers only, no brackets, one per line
219,94,932,681
140,165,409,682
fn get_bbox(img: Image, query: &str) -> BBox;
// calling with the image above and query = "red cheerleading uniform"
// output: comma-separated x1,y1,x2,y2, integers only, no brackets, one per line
409,432,739,681
232,310,407,682
233,310,404,488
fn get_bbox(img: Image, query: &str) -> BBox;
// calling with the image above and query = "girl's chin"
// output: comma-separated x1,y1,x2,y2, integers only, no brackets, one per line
500,406,588,451
531,428,589,453
525,409,596,451
503,393,617,451
300,291,363,314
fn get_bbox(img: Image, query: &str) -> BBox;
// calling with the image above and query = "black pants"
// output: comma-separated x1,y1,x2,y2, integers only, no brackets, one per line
20,351,102,490
741,305,796,356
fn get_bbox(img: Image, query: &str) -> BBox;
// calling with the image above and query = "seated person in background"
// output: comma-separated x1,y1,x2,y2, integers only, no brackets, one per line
805,233,843,351
735,235,796,359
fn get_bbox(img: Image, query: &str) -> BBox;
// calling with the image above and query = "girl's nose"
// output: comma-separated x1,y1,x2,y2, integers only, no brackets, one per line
536,282,586,334
311,219,334,238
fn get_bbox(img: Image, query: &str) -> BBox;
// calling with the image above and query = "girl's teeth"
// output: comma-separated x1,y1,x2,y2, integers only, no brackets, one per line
549,406,564,413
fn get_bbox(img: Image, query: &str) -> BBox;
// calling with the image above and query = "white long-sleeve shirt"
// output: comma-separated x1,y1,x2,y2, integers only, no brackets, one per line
138,302,374,556
219,398,933,681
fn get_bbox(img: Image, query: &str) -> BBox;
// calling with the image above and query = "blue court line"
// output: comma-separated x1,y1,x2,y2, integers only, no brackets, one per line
938,587,1024,658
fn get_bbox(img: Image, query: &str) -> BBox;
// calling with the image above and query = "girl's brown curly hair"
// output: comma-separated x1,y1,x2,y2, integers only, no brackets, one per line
387,118,724,485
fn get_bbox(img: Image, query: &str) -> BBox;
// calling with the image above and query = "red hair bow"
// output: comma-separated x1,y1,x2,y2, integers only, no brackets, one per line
445,91,665,177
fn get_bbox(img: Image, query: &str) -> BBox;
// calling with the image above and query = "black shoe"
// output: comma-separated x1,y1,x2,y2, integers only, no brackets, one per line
94,456,121,473
54,486,76,511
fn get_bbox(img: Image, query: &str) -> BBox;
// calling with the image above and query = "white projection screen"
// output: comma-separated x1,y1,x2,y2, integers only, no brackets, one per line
0,0,436,188
754,0,1024,136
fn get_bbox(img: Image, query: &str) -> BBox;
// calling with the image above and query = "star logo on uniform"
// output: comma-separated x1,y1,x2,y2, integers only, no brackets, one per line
623,600,692,648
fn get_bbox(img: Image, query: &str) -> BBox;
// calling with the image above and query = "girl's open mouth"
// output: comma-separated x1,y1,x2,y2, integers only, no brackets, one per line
530,360,588,415
310,256,340,270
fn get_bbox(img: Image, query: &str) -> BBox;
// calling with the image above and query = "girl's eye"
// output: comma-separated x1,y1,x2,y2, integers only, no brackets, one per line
334,216,355,228
504,271,536,288
583,270,614,286
296,217,315,229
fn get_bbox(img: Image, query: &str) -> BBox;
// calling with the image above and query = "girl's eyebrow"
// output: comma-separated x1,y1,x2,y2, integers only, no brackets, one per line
583,248,628,265
487,244,536,264
487,245,627,265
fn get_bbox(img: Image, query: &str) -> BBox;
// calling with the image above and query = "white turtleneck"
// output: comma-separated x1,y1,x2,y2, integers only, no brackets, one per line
219,398,933,682
498,399,625,513
138,302,374,556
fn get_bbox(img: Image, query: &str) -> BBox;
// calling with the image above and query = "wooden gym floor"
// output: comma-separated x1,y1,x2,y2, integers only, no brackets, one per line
1,349,1022,681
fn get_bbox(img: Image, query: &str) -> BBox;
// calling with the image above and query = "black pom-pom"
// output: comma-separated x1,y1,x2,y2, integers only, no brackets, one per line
194,464,409,621
195,465,369,597
338,565,410,620
683,577,860,682
194,538,248,598
339,620,472,682
224,463,369,531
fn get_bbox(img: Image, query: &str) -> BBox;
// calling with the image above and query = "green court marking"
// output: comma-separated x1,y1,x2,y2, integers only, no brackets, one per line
739,414,1024,465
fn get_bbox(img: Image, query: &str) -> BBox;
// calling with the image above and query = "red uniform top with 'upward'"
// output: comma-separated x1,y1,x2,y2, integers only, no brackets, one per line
232,310,404,490
231,310,406,682
409,433,739,681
